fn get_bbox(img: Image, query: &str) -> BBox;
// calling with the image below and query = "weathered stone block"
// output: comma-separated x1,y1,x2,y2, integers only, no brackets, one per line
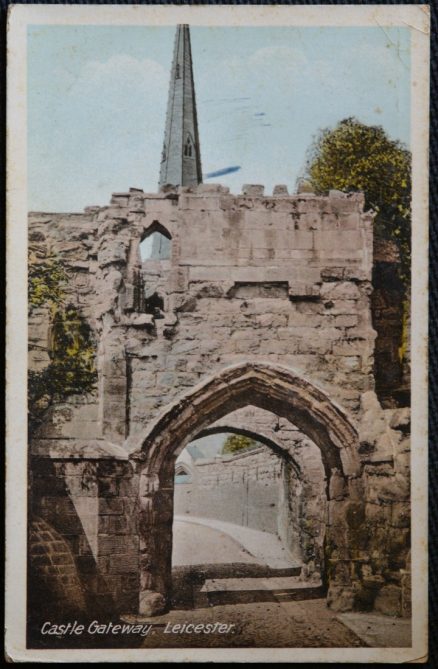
98,515,131,534
242,184,264,196
374,584,402,617
98,499,124,515
107,554,139,574
333,315,359,327
139,590,166,616
130,314,154,328
327,584,355,612
272,185,289,196
320,282,361,301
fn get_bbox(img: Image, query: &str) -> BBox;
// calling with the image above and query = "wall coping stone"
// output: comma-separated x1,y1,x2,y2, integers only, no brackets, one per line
194,446,266,466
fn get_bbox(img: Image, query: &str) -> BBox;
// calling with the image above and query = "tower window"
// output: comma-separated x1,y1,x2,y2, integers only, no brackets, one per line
184,137,193,158
175,63,180,79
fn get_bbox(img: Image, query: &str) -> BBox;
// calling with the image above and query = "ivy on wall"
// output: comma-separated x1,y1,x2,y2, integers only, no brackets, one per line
28,254,97,433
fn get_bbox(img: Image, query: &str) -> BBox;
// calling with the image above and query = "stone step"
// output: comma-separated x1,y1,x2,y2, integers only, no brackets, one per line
200,576,324,605
173,562,302,580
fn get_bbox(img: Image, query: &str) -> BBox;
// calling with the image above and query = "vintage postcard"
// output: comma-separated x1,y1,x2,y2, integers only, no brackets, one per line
6,3,429,663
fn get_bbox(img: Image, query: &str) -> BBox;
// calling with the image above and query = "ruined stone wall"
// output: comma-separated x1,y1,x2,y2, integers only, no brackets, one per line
174,446,284,535
355,399,411,617
28,211,102,445
29,186,376,449
27,185,411,617
28,210,100,320
88,185,375,447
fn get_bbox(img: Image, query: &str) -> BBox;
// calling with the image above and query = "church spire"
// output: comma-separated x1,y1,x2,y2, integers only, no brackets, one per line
159,24,203,190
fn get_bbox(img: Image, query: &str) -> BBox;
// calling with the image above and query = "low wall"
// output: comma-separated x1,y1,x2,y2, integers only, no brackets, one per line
175,447,286,538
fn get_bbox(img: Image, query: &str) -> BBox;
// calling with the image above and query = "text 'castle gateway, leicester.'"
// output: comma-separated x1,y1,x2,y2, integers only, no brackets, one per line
28,25,411,620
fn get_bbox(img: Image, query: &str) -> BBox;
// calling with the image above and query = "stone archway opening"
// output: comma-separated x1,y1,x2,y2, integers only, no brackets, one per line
172,428,321,608
170,425,320,609
196,411,331,580
130,362,361,616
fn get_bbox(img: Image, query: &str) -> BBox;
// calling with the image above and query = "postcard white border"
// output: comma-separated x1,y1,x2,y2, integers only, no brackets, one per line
6,3,430,663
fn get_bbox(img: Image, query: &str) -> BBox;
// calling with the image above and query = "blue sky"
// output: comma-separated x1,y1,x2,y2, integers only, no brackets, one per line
28,25,410,212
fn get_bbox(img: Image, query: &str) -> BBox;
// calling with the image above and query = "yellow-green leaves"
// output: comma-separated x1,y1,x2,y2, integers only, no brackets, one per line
28,253,97,432
306,117,411,283
28,255,67,313
222,434,258,454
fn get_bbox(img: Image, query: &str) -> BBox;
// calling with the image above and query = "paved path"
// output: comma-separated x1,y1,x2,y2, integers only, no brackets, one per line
172,518,263,566
337,612,412,647
173,516,297,569
131,599,367,648
201,575,320,592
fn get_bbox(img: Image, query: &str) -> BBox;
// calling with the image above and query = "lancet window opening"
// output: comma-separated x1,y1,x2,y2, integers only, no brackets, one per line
139,222,172,262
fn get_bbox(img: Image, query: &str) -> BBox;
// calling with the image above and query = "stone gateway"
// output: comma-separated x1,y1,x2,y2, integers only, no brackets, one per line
28,25,411,624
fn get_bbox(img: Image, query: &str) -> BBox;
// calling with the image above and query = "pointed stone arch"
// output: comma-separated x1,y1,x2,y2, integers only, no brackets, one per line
128,363,362,615
139,221,172,262
130,361,360,480
140,220,172,243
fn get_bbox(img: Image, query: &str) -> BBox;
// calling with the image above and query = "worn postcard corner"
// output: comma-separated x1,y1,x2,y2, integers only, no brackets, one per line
6,3,429,664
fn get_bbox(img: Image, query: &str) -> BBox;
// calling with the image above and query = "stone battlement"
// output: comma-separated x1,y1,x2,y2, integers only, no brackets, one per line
104,183,367,209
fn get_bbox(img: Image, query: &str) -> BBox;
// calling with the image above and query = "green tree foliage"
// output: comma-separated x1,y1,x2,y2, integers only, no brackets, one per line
222,434,258,455
28,254,97,433
305,117,411,282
